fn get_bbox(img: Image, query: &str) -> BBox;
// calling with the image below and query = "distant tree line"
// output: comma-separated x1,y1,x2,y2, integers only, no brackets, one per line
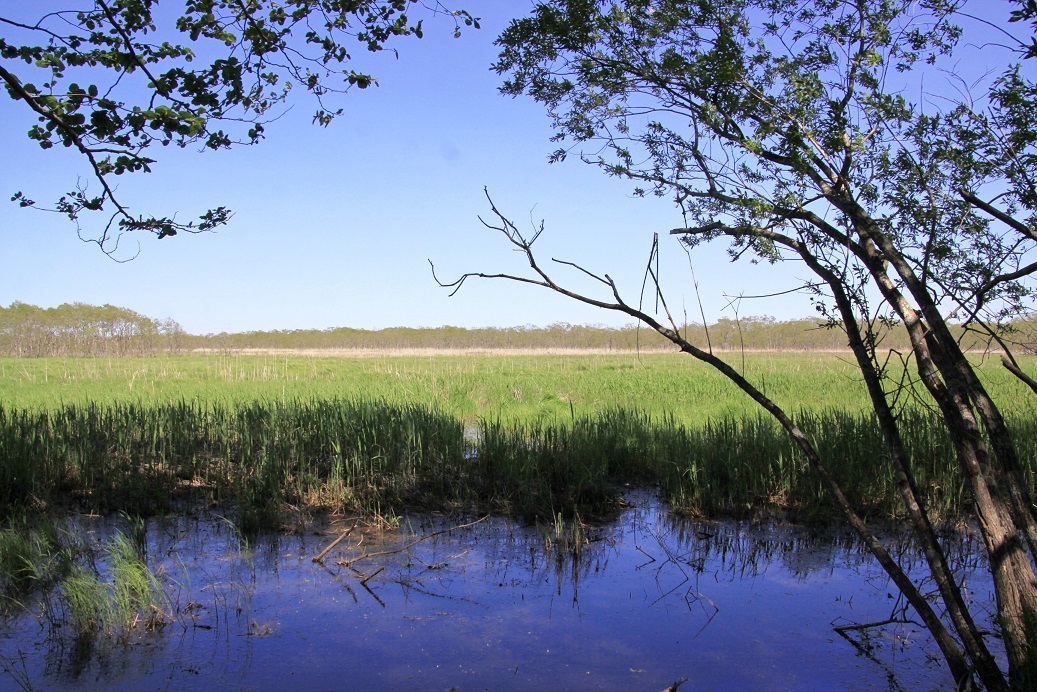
194,317,859,351
2,303,1033,356
0,303,186,357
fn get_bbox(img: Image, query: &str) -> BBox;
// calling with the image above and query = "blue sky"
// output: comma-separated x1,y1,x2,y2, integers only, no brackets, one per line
2,1,1005,335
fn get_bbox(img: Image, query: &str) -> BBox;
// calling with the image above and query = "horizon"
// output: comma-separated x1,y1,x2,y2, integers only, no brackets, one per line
3,2,819,335
1,299,825,337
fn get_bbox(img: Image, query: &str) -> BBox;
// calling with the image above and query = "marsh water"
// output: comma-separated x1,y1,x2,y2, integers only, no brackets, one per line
1,494,1001,690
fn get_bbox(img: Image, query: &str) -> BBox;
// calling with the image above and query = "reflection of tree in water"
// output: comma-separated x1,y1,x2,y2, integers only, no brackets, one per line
3,498,1000,689
382,496,993,613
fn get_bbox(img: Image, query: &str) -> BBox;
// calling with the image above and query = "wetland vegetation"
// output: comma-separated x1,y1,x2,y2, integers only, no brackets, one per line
0,345,1033,688
1,351,1034,527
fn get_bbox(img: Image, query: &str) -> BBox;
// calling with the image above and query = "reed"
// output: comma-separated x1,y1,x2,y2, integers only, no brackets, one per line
60,529,168,642
0,353,1033,525
542,511,588,561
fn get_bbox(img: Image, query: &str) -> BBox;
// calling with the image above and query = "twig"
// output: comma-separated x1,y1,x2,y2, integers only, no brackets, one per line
336,516,489,567
311,520,358,563
358,576,387,610
360,566,384,586
833,616,924,634
635,545,657,563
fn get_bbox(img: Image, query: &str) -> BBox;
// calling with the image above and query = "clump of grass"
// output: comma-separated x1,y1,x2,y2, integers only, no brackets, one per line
542,511,588,562
61,530,169,642
0,516,76,607
62,564,109,640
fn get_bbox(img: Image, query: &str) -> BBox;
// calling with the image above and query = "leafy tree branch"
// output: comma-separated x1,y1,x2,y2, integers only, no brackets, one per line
459,0,1037,686
1,0,478,256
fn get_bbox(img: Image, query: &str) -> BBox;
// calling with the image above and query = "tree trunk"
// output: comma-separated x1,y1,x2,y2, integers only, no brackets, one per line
849,217,1037,687
802,253,1005,688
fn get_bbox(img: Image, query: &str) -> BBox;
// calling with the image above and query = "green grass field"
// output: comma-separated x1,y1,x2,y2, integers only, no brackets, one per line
1,351,1034,526
5,351,1032,422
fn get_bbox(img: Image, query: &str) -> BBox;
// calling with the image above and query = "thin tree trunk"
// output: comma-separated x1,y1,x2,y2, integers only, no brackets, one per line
803,253,1003,688
850,220,1037,686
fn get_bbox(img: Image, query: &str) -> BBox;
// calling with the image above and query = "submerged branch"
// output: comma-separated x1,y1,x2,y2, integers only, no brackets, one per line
312,520,359,563
336,516,489,567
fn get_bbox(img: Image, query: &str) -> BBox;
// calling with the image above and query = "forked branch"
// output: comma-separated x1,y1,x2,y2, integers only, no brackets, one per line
432,191,981,689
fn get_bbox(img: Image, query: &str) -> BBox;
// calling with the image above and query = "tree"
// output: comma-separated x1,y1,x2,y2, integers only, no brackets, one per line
1,1,476,256
439,0,1037,687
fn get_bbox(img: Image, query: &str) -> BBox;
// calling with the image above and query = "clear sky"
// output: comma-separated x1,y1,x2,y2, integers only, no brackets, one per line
1,1,1004,335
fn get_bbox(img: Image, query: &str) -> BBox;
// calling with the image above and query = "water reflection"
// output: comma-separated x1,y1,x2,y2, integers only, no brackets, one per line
0,495,1000,690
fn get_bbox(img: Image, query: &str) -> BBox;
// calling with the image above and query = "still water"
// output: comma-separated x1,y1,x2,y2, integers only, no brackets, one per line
0,495,999,690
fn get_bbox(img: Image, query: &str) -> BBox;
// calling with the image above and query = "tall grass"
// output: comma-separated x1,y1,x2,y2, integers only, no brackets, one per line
2,397,1030,524
0,352,935,424
1,353,1034,525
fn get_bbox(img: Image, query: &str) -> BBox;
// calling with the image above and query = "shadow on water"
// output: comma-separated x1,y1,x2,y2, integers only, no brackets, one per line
0,493,1001,690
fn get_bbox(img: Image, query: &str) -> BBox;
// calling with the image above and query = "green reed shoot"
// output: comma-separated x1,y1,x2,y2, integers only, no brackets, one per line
61,529,168,642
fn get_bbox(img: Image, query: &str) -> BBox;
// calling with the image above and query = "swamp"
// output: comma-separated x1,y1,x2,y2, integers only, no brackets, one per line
0,351,1033,688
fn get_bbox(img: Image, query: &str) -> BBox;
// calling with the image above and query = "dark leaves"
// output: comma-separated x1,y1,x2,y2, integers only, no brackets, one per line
3,1,477,256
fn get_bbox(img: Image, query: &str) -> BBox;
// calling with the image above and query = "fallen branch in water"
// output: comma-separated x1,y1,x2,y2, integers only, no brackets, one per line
311,520,359,563
833,616,924,634
360,566,384,586
336,515,490,567
343,564,387,608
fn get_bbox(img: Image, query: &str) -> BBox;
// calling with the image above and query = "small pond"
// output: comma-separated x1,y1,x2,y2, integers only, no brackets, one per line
0,494,1001,690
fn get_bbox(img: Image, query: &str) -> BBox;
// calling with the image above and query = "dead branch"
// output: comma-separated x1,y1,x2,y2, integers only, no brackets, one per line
360,566,384,586
833,617,925,634
1002,356,1037,396
311,520,358,563
336,516,489,568
344,565,386,608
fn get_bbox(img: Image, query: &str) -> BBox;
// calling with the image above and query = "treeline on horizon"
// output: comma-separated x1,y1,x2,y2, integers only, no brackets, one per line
0,302,187,357
2,301,1033,357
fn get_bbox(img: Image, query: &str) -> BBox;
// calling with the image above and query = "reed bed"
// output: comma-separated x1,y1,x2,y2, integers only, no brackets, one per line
0,352,895,425
2,396,1034,526
0,399,466,531
1,352,1034,525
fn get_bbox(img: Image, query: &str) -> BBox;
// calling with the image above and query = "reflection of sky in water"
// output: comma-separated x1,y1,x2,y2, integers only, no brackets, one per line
1,496,1000,690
